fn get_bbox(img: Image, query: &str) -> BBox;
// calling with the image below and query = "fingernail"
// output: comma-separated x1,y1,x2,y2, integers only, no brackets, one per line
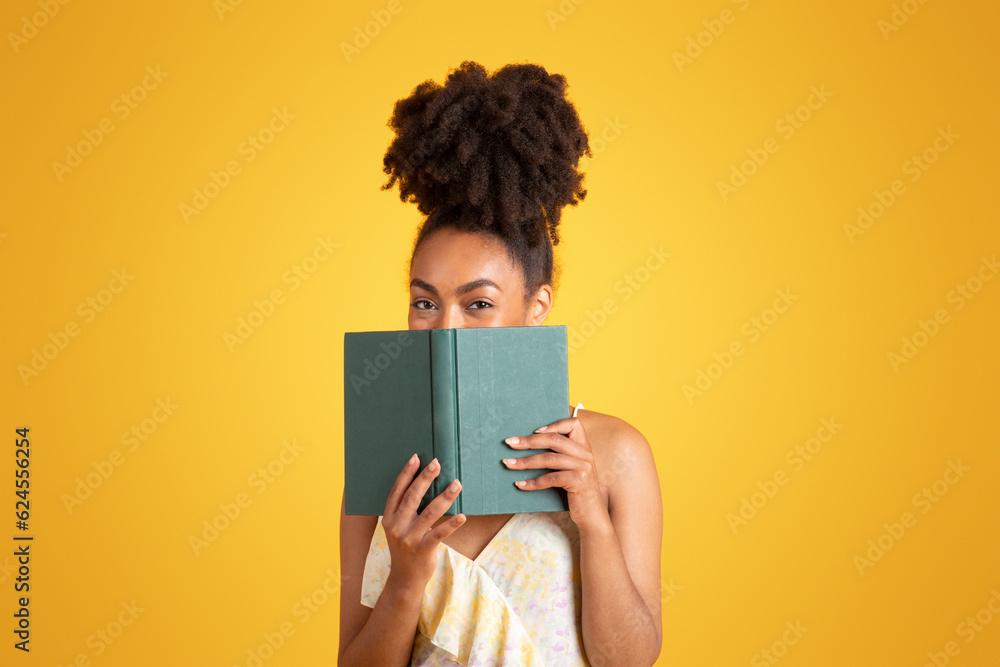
505,436,519,445
429,457,438,471
534,426,546,433
449,479,460,492
515,480,527,488
409,453,418,465
503,458,516,466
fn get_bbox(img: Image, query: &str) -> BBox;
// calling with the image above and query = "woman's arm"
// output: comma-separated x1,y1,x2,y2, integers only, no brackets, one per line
505,416,663,666
577,420,662,666
338,495,419,667
338,457,467,666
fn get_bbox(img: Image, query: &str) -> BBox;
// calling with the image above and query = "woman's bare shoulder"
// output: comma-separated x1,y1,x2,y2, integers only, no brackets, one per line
572,406,655,492
574,406,649,448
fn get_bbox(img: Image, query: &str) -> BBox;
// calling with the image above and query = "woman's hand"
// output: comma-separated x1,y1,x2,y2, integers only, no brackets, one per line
381,454,466,600
503,417,610,531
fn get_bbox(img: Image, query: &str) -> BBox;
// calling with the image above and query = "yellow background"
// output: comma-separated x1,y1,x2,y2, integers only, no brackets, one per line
2,0,998,664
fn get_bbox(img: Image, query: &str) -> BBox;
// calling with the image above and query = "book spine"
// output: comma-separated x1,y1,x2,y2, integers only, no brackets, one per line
430,329,461,514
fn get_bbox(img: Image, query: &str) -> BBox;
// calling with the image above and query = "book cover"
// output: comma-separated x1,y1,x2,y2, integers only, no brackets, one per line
344,325,571,516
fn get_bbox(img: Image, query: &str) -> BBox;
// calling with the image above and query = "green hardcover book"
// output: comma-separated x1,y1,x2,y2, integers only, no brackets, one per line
344,325,571,516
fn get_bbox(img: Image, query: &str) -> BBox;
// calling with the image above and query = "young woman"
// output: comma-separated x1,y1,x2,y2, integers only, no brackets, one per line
338,60,663,667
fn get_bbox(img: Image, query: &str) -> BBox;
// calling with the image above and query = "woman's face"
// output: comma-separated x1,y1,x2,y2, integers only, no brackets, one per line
408,227,552,330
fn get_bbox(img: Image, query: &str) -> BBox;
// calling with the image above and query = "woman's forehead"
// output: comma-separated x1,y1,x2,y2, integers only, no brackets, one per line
410,230,517,286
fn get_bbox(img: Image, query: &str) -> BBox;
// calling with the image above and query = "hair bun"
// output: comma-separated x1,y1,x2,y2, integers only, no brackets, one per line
381,60,591,248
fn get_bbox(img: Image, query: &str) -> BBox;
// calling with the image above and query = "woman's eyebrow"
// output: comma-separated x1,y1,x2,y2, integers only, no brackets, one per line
410,277,503,296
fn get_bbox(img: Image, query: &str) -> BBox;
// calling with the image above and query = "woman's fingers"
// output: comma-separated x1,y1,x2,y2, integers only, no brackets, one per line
532,416,583,437
426,511,467,543
412,478,463,536
385,454,435,516
379,456,466,595
383,453,420,517
505,431,588,458
401,458,443,515
504,451,583,472
513,469,584,491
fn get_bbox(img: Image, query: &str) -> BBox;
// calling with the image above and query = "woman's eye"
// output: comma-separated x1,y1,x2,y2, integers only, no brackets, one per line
411,299,491,310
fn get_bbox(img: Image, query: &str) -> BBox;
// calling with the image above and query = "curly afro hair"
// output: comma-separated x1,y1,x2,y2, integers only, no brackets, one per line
380,60,592,303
